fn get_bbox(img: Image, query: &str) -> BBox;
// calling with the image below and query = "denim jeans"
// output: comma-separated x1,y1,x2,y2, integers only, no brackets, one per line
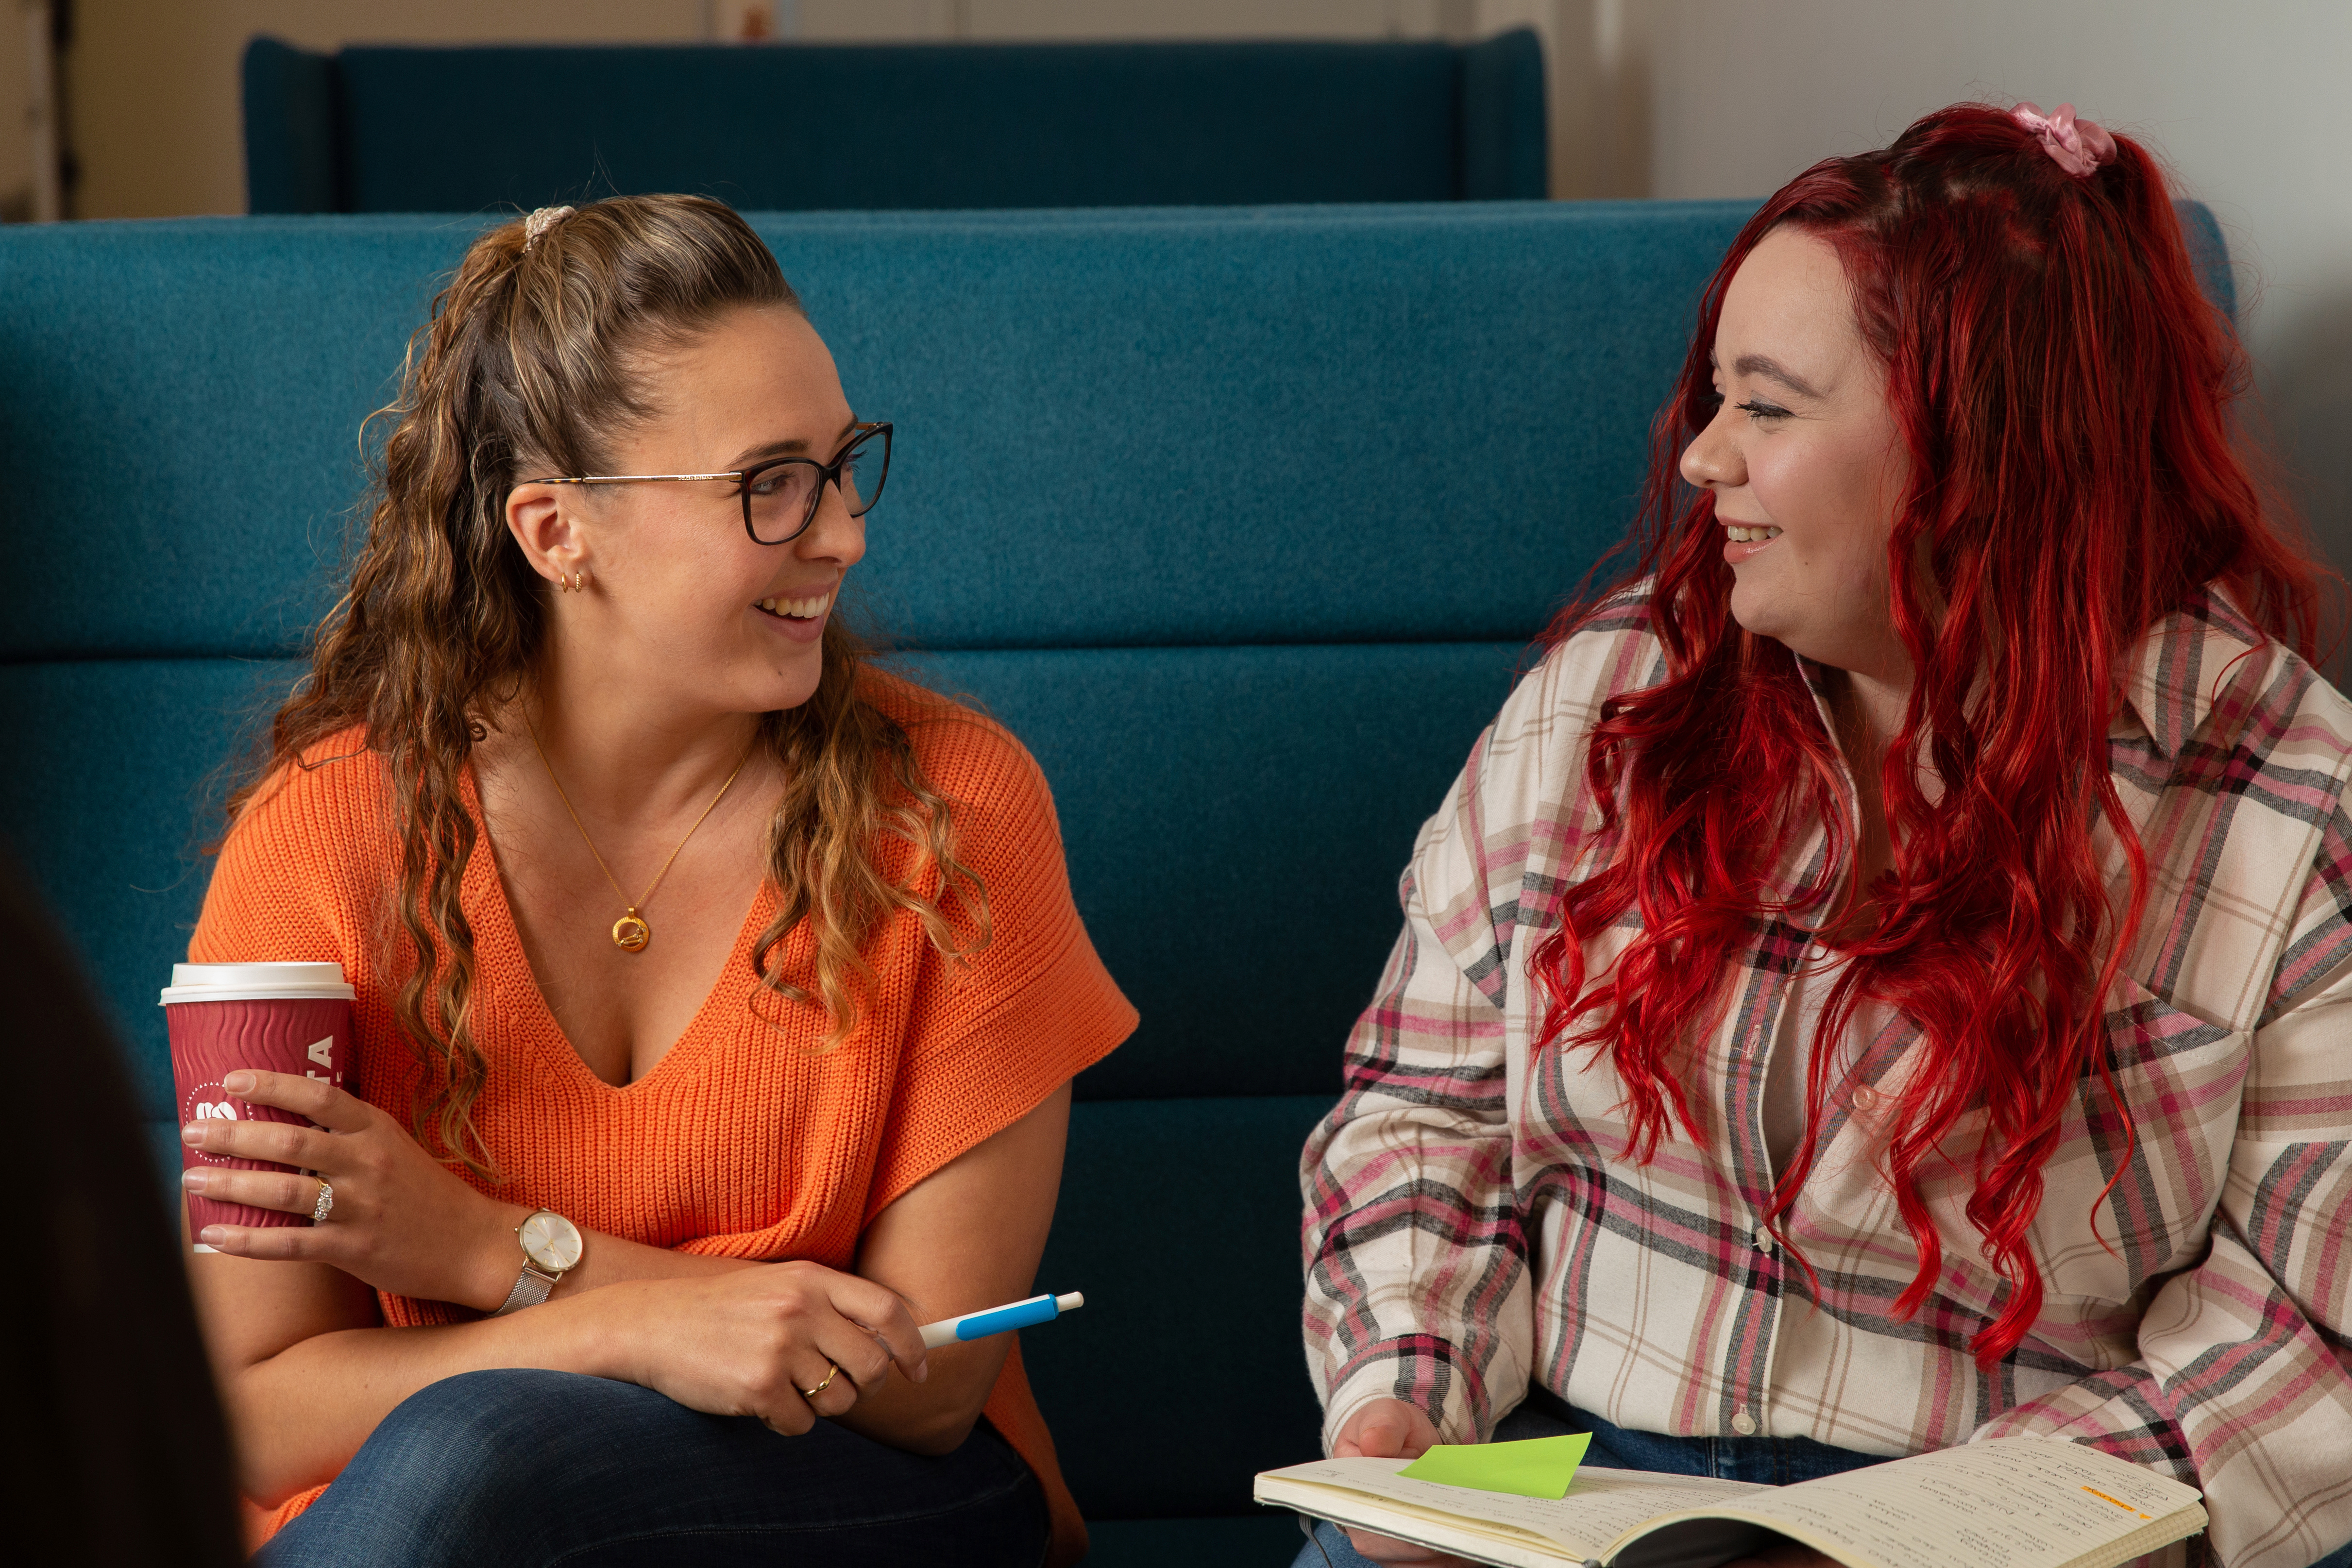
1290,1390,1884,1568
257,1368,1049,1568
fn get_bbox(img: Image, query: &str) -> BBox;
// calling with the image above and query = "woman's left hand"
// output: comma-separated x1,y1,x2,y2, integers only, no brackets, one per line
181,1068,516,1309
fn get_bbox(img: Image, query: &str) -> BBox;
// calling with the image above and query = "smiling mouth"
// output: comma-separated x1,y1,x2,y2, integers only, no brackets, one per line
1724,525,1783,543
755,590,833,621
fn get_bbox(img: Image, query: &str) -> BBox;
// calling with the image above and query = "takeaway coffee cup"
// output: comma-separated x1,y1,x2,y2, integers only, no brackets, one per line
162,962,355,1250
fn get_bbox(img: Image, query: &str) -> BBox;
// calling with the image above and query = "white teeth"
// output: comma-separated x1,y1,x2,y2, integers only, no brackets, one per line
758,591,832,619
1725,526,1783,543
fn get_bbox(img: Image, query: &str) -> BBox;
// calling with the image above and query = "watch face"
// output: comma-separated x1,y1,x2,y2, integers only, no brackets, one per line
520,1211,582,1272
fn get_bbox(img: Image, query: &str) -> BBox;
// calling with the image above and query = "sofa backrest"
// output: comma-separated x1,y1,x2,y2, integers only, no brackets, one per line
0,200,2233,1526
242,33,1549,215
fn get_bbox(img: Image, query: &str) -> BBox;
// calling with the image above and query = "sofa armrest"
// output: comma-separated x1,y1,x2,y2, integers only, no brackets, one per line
242,36,341,214
1458,27,1548,201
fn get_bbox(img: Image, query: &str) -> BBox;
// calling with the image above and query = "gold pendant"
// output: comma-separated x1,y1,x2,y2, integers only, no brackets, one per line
612,910,651,952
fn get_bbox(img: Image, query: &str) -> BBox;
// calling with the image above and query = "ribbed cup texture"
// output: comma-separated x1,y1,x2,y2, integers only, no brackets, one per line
167,995,349,1231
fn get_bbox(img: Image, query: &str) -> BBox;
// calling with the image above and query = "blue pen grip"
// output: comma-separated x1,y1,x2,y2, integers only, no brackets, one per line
954,1295,1058,1341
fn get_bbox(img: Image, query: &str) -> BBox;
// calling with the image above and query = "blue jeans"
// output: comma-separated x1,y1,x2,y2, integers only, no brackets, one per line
1291,1390,1883,1568
258,1369,1049,1568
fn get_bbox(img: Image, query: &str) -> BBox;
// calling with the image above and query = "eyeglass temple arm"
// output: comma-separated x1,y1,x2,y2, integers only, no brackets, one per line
527,427,885,488
526,473,747,485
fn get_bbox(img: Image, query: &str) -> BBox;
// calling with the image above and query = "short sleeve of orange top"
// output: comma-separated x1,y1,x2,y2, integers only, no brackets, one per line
191,671,1136,1567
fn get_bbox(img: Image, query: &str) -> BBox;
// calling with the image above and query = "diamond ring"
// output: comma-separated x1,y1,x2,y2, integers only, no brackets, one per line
311,1179,335,1223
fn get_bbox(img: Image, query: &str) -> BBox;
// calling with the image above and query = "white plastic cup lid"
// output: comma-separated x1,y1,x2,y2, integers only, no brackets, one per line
160,961,356,1005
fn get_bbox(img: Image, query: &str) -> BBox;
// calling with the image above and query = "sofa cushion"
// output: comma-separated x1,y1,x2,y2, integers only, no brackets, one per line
6,201,2227,667
917,642,1522,1100
1081,1514,1310,1565
0,203,1757,664
1081,1514,1313,1565
1036,1096,1337,1521
0,658,287,1118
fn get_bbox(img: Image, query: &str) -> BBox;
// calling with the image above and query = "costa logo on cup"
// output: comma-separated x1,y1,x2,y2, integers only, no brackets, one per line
181,1079,250,1165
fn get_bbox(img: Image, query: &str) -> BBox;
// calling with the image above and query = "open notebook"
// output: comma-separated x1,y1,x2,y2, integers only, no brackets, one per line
1255,1436,2203,1568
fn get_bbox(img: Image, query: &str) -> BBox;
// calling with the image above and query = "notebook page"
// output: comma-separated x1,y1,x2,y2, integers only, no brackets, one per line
1259,1457,1765,1560
1607,1439,2203,1568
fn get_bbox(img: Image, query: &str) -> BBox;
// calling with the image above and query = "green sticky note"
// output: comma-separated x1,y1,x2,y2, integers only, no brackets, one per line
1398,1431,1593,1500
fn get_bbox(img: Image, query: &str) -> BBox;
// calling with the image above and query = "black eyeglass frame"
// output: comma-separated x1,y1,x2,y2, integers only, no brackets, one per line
525,421,892,546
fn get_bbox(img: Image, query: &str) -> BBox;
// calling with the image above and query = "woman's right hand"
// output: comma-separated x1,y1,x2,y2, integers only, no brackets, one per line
1332,1399,1477,1567
596,1262,930,1434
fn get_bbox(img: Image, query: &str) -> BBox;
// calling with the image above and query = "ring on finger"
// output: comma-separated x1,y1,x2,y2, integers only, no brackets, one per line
799,1361,840,1399
311,1178,334,1223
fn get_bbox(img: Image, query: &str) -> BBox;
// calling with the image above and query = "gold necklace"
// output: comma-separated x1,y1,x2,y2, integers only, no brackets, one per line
525,715,753,953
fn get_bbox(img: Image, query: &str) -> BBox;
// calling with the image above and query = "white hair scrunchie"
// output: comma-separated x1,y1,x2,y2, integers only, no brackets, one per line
522,205,575,252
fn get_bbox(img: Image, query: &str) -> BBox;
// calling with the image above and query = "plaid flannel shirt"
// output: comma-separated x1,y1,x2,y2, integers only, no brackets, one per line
1302,585,2352,1568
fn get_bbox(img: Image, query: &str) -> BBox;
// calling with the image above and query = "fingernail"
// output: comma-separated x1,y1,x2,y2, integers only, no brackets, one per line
223,1071,255,1094
180,1123,205,1146
199,1226,229,1247
180,1169,208,1192
915,1358,929,1384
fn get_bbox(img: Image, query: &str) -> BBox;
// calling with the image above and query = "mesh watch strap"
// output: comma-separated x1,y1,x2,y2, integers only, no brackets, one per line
494,1264,561,1316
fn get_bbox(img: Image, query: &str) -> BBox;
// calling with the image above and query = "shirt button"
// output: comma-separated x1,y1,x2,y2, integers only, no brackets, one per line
1852,1085,1880,1111
1752,1227,1773,1252
1731,1408,1758,1436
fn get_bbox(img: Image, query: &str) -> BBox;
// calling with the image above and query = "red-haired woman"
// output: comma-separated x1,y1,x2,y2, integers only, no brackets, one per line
1299,104,2352,1568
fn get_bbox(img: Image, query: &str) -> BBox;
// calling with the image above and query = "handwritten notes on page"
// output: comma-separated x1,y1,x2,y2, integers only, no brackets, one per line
1619,1439,2205,1568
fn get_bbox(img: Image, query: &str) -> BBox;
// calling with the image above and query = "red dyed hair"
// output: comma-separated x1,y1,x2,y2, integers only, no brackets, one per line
1530,103,2331,1366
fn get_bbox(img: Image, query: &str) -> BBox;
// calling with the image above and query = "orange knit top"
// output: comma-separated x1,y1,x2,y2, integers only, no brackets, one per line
191,671,1135,1567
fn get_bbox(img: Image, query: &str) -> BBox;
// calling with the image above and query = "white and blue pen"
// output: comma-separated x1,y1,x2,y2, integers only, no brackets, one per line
918,1291,1084,1350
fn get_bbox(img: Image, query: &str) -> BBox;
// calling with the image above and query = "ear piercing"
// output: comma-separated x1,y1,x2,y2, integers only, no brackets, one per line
556,569,590,593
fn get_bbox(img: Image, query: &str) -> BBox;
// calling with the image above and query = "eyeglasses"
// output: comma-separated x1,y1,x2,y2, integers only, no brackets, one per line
526,422,892,546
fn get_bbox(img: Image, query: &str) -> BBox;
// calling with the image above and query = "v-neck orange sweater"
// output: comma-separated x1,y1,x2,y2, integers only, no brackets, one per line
191,672,1135,1566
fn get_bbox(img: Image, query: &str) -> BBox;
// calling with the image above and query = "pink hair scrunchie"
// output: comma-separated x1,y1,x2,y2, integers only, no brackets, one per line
2011,101,2117,178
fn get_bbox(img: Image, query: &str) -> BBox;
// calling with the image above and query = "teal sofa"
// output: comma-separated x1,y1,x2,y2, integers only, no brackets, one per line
0,201,2231,1562
242,33,1548,215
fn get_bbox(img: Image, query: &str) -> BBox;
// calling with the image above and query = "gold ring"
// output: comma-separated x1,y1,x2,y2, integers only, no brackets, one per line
800,1362,840,1399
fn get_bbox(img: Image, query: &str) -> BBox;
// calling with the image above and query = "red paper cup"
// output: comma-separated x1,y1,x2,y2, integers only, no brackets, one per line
162,962,355,1250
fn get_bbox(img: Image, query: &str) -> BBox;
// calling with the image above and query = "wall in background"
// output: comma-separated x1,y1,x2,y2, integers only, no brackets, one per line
0,7,30,218
0,0,61,220
1622,0,2352,651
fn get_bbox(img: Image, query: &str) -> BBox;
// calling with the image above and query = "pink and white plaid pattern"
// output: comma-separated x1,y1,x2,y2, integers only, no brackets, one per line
1302,586,2352,1568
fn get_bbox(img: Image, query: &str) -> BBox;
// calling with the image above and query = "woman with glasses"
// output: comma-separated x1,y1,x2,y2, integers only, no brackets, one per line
178,195,1134,1568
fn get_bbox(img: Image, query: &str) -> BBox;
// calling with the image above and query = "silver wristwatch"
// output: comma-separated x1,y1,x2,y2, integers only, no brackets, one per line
493,1208,583,1315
